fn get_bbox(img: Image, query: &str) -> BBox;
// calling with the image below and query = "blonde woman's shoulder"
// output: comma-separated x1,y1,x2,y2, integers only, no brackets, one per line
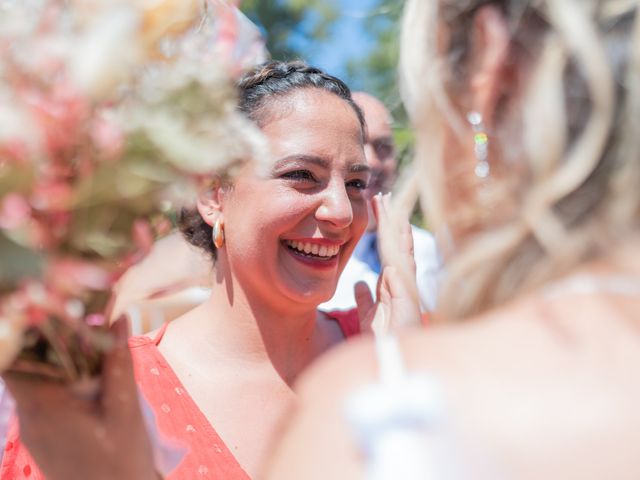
402,296,640,479
270,295,640,480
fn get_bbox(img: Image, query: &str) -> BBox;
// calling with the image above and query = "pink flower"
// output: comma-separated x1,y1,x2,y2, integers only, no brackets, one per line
0,193,31,230
132,219,155,253
90,113,124,161
21,82,89,160
46,258,114,293
154,217,173,237
85,313,106,326
30,181,74,211
0,140,30,163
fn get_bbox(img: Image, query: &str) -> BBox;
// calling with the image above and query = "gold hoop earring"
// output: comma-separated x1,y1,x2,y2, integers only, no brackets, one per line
212,219,225,249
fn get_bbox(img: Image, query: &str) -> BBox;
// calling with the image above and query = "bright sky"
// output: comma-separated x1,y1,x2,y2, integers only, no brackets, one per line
292,0,381,86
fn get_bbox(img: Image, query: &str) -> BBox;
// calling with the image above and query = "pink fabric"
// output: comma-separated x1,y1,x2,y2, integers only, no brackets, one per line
325,308,360,338
0,330,251,480
128,330,252,479
1,409,47,479
0,308,360,479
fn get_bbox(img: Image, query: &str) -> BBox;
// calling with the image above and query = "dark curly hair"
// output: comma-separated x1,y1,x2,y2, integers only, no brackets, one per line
178,60,365,260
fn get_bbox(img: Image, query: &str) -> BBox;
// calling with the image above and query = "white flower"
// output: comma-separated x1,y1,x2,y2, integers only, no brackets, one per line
69,7,142,100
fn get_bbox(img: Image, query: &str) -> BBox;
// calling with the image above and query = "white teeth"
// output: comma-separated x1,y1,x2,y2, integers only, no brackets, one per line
285,240,340,258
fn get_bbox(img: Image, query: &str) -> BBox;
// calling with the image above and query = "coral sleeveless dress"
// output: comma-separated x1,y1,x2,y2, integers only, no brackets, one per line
0,310,360,479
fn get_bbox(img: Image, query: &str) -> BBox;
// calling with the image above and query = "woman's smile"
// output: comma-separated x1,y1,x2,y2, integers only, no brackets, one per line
282,238,345,270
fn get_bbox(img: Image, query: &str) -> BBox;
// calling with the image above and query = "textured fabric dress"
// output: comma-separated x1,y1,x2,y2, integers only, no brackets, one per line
0,310,360,480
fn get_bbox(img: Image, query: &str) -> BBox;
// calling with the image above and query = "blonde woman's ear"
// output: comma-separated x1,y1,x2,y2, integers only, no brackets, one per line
468,4,511,124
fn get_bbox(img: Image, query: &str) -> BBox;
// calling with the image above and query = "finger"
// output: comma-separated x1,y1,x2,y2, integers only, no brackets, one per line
374,193,396,269
354,281,374,332
3,372,73,417
2,371,87,455
401,219,413,256
372,193,391,238
371,270,392,336
102,317,156,472
102,315,138,420
401,220,417,276
384,266,421,327
371,193,384,229
375,263,385,301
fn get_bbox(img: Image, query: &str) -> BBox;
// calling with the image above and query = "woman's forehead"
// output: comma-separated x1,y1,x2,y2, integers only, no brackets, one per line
261,89,361,131
264,128,365,171
239,89,366,173
263,91,362,142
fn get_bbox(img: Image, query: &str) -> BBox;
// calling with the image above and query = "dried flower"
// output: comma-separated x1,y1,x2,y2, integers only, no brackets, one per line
0,0,266,379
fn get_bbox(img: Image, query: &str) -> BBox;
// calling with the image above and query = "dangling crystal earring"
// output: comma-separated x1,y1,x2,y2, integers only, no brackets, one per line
212,219,225,249
467,111,490,178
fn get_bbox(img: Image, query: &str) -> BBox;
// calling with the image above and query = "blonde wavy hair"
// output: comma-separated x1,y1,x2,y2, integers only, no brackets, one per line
397,0,640,319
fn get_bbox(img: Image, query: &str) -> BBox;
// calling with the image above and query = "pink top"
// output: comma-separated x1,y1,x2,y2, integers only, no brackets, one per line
0,309,360,479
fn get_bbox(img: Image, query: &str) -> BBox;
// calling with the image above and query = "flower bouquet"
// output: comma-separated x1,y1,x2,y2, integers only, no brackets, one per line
0,0,266,386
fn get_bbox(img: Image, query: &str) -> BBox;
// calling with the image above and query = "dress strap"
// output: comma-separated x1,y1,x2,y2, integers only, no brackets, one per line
375,333,408,385
344,333,448,480
151,321,170,346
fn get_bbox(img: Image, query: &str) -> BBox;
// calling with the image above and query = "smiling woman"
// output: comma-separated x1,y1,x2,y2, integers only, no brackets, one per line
178,63,370,312
0,61,376,480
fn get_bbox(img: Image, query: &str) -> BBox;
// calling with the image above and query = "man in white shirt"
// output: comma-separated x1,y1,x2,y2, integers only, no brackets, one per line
320,92,441,312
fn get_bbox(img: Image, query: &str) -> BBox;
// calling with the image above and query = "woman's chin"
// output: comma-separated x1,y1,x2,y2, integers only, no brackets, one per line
275,266,338,305
278,282,336,309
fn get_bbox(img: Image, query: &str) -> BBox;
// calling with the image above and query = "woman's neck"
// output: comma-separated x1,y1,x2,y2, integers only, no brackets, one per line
173,269,334,385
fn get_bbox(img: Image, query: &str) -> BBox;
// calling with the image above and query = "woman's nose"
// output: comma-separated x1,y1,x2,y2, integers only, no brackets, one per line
315,180,353,229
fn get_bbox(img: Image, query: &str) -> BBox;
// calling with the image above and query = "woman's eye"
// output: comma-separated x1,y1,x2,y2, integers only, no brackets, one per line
281,170,316,182
347,179,369,191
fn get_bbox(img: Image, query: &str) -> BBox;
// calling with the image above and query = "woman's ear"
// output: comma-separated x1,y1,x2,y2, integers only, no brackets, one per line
468,4,511,125
196,180,225,227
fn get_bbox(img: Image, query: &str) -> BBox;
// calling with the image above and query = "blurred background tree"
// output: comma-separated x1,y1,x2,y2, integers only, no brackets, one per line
344,0,413,169
345,1,403,118
240,0,339,61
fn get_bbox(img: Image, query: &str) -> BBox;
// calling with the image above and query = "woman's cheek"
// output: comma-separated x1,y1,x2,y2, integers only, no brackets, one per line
353,201,369,231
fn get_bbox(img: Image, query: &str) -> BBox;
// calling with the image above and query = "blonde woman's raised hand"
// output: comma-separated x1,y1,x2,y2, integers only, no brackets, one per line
356,193,421,335
375,193,417,280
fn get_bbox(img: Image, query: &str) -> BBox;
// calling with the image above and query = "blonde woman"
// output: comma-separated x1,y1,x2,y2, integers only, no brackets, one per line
265,0,640,479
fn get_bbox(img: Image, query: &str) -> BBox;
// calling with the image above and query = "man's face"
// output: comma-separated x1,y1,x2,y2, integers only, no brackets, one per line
353,92,397,196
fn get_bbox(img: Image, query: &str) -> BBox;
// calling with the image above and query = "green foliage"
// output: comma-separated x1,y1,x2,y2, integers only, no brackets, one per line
345,1,405,118
343,1,413,167
240,0,338,60
0,232,42,294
